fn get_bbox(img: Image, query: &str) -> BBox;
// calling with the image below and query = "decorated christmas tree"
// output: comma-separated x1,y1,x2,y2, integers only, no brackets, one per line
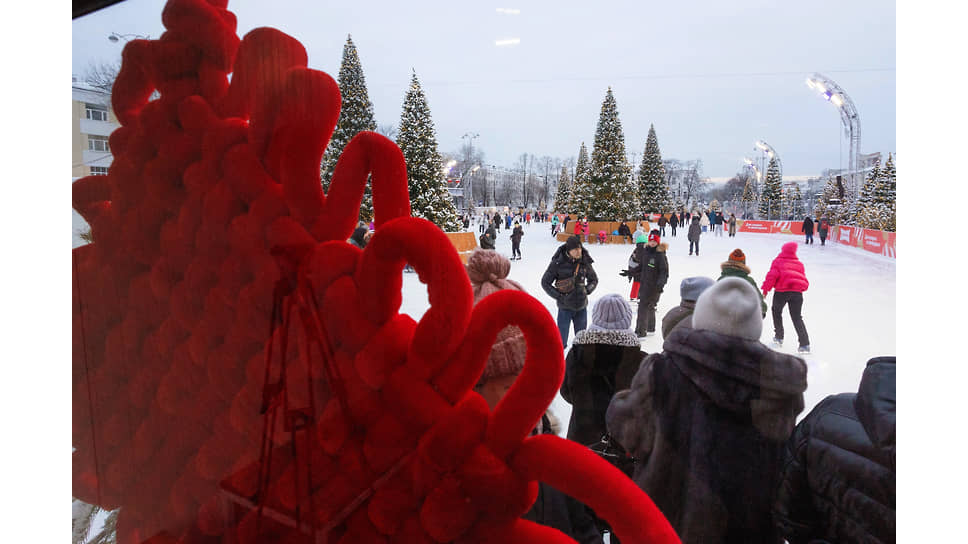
637,124,672,214
554,165,571,212
587,88,637,220
568,142,593,216
758,157,783,219
873,153,896,231
813,176,842,223
320,35,378,222
396,71,460,231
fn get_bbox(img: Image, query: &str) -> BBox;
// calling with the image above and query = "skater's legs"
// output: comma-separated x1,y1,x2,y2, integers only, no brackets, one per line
786,292,810,347
644,290,660,332
557,308,575,346
573,308,588,337
635,299,649,336
771,292,789,341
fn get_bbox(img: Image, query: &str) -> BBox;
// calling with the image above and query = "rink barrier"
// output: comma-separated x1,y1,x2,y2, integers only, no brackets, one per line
736,220,896,258
445,231,479,264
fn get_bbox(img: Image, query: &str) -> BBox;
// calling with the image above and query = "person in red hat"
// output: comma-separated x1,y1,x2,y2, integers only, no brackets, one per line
634,230,669,337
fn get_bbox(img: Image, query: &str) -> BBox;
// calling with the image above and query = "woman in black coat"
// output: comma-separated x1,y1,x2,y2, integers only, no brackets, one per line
802,216,814,244
510,221,524,260
687,216,701,256
480,224,497,249
773,357,895,544
669,213,679,237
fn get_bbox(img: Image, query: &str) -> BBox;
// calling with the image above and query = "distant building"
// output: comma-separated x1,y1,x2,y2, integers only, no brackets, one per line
72,79,119,179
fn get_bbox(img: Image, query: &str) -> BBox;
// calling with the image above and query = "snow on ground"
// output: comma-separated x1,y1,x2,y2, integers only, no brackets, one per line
400,219,896,436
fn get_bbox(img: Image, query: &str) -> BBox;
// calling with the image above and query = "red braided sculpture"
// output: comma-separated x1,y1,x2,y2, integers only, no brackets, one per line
72,1,680,542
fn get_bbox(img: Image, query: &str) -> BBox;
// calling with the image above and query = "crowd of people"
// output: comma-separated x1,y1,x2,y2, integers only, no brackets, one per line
460,223,894,543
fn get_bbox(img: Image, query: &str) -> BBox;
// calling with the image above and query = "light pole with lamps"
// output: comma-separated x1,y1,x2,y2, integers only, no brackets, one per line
461,132,479,208
806,73,861,196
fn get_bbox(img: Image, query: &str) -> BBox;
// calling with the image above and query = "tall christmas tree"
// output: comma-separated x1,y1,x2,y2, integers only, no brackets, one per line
637,124,672,214
874,153,896,231
568,142,593,216
758,157,783,219
396,71,460,231
553,165,571,212
320,35,378,222
588,88,637,220
813,176,841,223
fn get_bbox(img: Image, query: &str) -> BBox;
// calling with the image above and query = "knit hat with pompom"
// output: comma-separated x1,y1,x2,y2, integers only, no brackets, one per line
465,249,528,385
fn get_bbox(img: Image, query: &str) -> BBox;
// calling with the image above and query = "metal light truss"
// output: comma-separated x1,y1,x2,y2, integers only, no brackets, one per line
806,73,862,195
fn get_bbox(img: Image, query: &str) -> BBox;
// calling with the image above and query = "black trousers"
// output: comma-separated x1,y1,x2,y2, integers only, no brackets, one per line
635,288,661,335
670,225,677,236
689,240,699,254
772,291,810,347
512,241,521,258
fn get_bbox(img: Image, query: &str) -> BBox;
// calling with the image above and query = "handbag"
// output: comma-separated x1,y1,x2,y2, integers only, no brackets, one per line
554,262,581,294
586,432,638,535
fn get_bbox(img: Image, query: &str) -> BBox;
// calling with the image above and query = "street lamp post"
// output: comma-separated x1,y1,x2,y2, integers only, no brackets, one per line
462,132,480,209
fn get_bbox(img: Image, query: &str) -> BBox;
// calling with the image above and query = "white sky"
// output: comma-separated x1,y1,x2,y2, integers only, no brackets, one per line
71,0,896,179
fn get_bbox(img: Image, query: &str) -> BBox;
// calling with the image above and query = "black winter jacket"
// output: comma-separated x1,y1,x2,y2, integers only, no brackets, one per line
660,301,695,339
511,225,524,244
687,217,702,242
670,214,679,227
523,414,605,544
635,243,669,300
480,225,496,249
607,327,807,544
802,217,814,235
773,357,896,544
561,328,645,447
541,244,599,311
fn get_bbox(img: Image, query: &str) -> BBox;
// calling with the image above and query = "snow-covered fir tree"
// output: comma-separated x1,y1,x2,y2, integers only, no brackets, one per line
637,124,672,214
588,88,638,220
396,71,460,231
874,153,896,231
320,35,378,222
553,165,571,212
741,177,758,217
790,184,805,219
813,176,841,223
856,160,881,228
758,157,783,219
568,142,593,216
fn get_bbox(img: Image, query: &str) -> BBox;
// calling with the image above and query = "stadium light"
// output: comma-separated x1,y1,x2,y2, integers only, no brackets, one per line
805,72,862,196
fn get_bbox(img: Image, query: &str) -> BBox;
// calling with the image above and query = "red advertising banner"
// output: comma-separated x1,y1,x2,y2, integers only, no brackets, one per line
737,222,896,259
737,220,773,233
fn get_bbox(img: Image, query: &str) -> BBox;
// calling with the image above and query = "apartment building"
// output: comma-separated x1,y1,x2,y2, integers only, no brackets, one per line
72,79,119,179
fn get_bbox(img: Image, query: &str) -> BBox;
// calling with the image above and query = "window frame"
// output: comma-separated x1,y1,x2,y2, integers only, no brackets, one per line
88,135,110,152
85,103,109,122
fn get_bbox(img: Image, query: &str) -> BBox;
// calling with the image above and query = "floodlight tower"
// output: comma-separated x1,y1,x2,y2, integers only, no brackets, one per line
806,73,861,195
754,140,782,181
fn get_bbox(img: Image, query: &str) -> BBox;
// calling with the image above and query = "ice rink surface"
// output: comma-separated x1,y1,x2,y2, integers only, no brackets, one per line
400,219,896,434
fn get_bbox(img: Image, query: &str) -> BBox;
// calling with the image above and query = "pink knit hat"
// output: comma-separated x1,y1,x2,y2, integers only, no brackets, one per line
465,249,528,385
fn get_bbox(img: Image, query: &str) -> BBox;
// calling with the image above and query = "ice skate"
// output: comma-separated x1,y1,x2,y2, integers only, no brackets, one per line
798,345,811,354
772,337,783,348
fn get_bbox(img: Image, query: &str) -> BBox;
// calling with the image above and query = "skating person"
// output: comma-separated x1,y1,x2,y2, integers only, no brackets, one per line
479,214,486,233
465,250,604,544
607,277,808,544
541,235,599,346
623,233,647,301
700,210,710,233
552,214,559,236
510,221,524,260
633,230,668,337
660,276,714,339
817,216,830,246
657,214,667,237
773,356,895,544
579,217,591,243
669,212,679,237
687,215,702,256
802,216,814,245
618,220,632,243
479,222,497,250
728,213,738,237
761,241,811,353
561,293,645,448
714,211,724,237
718,249,768,317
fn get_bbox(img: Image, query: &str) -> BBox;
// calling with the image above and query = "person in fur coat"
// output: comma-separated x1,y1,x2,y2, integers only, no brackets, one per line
687,215,702,255
561,294,646,448
634,230,668,337
465,249,604,544
660,276,714,339
773,357,895,544
607,277,808,544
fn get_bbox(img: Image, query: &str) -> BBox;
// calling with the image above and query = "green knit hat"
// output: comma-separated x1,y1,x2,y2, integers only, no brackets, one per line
635,233,648,244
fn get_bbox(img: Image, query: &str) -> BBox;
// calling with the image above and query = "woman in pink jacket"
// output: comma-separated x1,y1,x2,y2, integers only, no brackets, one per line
761,241,811,353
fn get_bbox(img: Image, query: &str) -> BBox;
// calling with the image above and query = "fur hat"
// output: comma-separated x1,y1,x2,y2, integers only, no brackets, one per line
465,249,528,385
721,248,751,274
648,230,660,244
589,294,634,331
692,277,763,340
680,276,715,302
565,235,582,251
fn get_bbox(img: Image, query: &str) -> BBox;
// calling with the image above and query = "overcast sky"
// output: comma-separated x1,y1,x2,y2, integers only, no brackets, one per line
72,0,895,180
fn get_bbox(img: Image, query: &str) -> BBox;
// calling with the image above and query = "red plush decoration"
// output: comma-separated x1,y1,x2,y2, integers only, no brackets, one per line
72,1,680,542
